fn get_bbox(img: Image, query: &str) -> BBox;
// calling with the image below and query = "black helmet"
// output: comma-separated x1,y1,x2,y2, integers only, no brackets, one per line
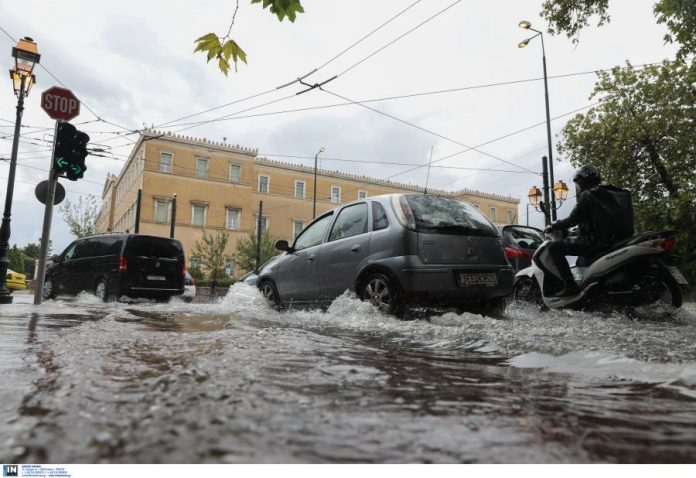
573,165,601,190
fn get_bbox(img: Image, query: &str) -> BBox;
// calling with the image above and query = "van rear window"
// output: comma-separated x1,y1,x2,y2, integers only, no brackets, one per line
127,236,182,259
404,195,498,237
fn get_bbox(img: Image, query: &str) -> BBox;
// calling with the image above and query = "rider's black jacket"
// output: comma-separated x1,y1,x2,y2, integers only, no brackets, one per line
550,185,634,248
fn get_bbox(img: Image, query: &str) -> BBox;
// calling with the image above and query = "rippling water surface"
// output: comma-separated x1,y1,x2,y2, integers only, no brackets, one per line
1,286,695,463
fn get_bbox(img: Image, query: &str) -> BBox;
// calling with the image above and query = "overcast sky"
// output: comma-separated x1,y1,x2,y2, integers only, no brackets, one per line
0,0,679,254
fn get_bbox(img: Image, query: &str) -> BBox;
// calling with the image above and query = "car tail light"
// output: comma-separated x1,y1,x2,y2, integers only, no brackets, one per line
182,262,187,276
505,246,532,259
119,256,128,273
662,237,675,252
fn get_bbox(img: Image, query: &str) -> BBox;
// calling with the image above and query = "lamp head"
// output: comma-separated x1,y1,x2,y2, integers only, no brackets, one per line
527,186,542,208
518,38,531,49
553,180,569,202
12,37,40,76
518,20,532,29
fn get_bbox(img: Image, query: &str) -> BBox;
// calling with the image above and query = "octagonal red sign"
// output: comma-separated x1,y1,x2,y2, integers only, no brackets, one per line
41,86,80,121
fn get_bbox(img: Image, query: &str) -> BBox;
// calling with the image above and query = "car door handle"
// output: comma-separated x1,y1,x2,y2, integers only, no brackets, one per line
308,254,316,262
350,245,361,253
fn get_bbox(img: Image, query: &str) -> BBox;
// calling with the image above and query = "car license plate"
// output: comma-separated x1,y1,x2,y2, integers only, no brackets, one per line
667,266,689,285
147,275,166,281
458,272,497,287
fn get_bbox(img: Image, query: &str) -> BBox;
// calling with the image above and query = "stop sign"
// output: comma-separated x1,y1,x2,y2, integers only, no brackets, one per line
41,86,80,121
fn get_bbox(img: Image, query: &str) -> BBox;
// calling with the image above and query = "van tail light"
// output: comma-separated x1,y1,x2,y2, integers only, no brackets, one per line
119,256,128,273
505,246,532,259
182,263,187,276
662,236,675,252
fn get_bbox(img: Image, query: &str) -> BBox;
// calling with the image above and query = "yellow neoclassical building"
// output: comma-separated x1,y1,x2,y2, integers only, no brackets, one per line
96,131,520,277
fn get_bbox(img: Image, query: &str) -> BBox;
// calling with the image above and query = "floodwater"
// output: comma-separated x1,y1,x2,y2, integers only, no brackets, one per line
1,287,696,463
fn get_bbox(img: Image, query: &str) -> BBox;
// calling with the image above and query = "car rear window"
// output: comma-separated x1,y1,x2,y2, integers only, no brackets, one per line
505,227,544,250
404,195,498,237
127,236,182,259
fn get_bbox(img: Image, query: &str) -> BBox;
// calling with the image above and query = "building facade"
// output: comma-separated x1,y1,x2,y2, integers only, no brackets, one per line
96,131,520,277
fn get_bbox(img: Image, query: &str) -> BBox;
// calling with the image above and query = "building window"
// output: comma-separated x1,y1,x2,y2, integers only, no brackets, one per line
190,255,201,270
258,175,270,194
159,152,173,173
358,190,368,200
195,157,208,178
229,163,241,183
330,186,341,204
192,204,208,227
293,220,304,239
255,215,268,235
294,180,305,199
154,198,170,223
224,258,236,277
507,210,514,224
490,207,497,222
226,207,241,229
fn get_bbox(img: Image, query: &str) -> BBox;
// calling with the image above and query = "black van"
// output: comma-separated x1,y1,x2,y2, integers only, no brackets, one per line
43,233,186,301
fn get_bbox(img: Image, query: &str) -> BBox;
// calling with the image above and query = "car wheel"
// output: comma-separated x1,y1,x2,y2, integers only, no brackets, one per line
42,277,55,300
259,280,281,310
360,272,405,317
95,279,110,302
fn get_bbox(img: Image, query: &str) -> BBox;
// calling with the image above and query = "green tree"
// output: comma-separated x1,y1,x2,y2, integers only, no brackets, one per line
22,242,40,258
194,0,304,75
191,230,231,282
233,231,278,273
59,195,99,238
8,245,24,273
540,0,696,59
557,60,696,280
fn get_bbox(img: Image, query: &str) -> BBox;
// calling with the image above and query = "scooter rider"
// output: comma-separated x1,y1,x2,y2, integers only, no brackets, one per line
544,165,634,297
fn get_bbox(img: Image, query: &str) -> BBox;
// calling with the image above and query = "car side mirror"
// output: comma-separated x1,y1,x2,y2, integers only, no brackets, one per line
50,255,61,263
275,240,291,252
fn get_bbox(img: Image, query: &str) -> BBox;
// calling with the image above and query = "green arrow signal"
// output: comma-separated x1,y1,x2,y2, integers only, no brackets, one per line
56,157,68,168
71,165,82,173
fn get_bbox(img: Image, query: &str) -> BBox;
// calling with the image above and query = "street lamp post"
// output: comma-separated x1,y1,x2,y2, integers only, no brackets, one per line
518,20,557,221
528,174,569,227
0,37,40,304
312,147,325,219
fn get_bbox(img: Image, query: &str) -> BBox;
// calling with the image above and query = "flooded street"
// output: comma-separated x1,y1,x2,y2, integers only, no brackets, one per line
1,286,696,463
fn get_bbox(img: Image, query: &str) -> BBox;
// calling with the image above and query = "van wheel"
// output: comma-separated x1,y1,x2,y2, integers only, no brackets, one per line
360,273,405,317
95,279,110,302
259,280,280,310
42,277,55,300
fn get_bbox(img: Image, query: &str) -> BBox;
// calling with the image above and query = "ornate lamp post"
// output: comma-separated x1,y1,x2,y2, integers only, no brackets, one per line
0,37,40,304
312,147,325,219
518,20,558,222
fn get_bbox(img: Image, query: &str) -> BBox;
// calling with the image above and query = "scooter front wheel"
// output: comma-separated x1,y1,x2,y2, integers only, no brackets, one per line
513,277,543,306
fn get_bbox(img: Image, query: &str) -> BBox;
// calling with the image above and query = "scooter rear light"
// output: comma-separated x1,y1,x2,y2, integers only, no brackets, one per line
118,256,127,273
662,237,675,252
505,246,532,259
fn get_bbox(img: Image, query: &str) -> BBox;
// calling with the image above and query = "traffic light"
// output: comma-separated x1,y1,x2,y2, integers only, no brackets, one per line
54,121,90,181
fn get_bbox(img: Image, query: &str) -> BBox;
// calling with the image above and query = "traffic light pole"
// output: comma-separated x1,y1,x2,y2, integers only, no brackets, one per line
33,121,61,305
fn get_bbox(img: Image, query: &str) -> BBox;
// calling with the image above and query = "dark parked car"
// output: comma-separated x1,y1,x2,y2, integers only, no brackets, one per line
257,194,513,316
43,233,186,302
498,225,545,272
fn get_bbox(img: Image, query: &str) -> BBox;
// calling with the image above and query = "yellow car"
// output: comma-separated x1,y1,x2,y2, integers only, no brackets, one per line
6,269,28,291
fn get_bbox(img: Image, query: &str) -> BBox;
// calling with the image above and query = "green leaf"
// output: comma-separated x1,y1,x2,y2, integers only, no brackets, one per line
251,0,304,22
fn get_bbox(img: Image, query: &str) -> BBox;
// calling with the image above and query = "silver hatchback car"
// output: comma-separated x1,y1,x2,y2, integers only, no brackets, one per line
257,194,513,316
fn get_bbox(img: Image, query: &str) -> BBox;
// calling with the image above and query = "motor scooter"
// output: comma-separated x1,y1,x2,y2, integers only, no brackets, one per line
513,230,689,309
